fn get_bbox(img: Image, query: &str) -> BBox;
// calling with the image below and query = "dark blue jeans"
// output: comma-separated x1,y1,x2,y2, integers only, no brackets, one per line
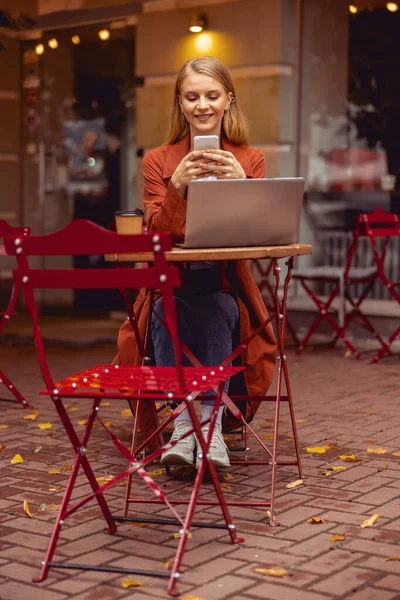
151,287,240,405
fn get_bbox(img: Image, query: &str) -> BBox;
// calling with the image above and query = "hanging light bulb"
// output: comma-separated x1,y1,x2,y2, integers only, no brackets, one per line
35,43,44,55
189,14,207,33
48,38,58,49
349,4,358,13
71,35,80,45
98,29,110,41
386,2,399,12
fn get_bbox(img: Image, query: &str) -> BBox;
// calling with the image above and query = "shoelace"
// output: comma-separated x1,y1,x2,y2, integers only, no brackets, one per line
201,427,229,451
171,425,194,445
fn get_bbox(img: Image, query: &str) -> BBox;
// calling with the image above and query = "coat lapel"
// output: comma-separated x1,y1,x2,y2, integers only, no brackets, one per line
162,134,255,179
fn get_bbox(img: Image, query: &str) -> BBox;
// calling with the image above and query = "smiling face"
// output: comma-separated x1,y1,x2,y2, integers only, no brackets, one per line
178,72,232,143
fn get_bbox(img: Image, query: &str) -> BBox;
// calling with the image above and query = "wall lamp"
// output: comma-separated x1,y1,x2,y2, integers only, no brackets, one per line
189,14,207,33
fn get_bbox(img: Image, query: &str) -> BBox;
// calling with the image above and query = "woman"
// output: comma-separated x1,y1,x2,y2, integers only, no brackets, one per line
115,56,276,468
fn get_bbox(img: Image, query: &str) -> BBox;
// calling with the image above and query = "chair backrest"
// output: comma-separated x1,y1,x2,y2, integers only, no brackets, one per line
344,208,400,281
356,208,400,239
0,220,30,239
3,219,185,393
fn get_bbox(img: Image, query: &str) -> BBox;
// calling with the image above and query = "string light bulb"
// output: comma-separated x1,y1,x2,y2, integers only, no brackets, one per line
35,43,44,55
386,2,399,11
98,29,110,41
48,38,58,49
71,35,80,45
349,4,358,13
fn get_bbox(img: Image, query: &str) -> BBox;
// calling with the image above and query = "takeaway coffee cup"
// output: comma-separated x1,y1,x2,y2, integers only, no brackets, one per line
114,209,144,234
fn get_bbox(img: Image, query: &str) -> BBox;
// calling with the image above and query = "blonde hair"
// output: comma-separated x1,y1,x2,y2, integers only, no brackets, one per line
164,56,249,146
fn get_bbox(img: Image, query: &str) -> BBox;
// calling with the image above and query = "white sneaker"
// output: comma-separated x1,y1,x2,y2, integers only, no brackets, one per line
160,421,196,466
196,425,230,469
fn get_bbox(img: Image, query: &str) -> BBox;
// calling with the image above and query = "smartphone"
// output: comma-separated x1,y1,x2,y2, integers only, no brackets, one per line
193,135,219,151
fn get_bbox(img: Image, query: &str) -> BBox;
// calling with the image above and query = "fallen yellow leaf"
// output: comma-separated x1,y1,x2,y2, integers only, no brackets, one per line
23,410,39,421
307,516,325,524
260,434,275,440
222,483,231,490
253,567,288,578
49,486,63,492
384,556,400,561
0,444,6,452
100,401,111,407
121,408,132,417
360,514,380,528
0,424,9,429
327,465,347,472
181,596,207,600
173,531,192,539
131,521,150,527
287,434,294,439
322,471,332,477
38,423,53,430
46,504,61,510
95,475,114,485
11,454,24,464
68,406,78,412
286,479,304,489
48,463,73,474
164,560,172,570
392,451,400,457
338,454,363,462
104,421,112,427
222,473,237,481
325,442,339,449
330,534,346,542
146,468,165,476
77,420,87,426
295,419,307,424
121,579,143,588
23,498,33,518
306,446,326,454
367,447,387,455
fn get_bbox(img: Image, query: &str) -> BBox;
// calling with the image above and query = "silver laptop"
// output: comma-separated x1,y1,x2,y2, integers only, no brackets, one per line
182,178,305,248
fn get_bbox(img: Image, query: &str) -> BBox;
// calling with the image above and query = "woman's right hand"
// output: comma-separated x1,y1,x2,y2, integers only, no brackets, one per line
170,151,214,196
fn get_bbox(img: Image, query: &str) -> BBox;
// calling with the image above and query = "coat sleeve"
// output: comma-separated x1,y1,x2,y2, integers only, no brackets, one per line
142,150,186,240
249,149,266,179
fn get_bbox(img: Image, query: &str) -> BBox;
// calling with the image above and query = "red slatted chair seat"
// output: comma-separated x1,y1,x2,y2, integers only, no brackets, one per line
50,364,240,398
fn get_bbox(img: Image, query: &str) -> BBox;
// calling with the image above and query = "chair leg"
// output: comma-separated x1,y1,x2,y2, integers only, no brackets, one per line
0,368,32,409
296,281,360,358
370,325,400,364
36,397,118,582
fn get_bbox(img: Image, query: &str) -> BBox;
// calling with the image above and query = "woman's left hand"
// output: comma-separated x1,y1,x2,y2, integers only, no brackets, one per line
200,150,246,179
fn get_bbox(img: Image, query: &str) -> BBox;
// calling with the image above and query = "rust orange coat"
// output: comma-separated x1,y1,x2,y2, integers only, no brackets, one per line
114,135,277,434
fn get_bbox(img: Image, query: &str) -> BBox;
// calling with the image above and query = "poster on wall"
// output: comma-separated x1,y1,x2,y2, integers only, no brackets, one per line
64,118,108,188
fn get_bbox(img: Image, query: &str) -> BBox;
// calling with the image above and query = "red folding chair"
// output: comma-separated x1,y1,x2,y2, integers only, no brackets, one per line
4,220,244,596
357,209,400,363
0,220,32,409
293,208,400,361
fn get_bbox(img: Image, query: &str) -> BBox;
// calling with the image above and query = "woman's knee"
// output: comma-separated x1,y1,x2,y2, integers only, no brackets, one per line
195,293,239,331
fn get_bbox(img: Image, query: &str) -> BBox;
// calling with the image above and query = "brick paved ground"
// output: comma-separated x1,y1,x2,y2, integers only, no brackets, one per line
0,336,399,600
